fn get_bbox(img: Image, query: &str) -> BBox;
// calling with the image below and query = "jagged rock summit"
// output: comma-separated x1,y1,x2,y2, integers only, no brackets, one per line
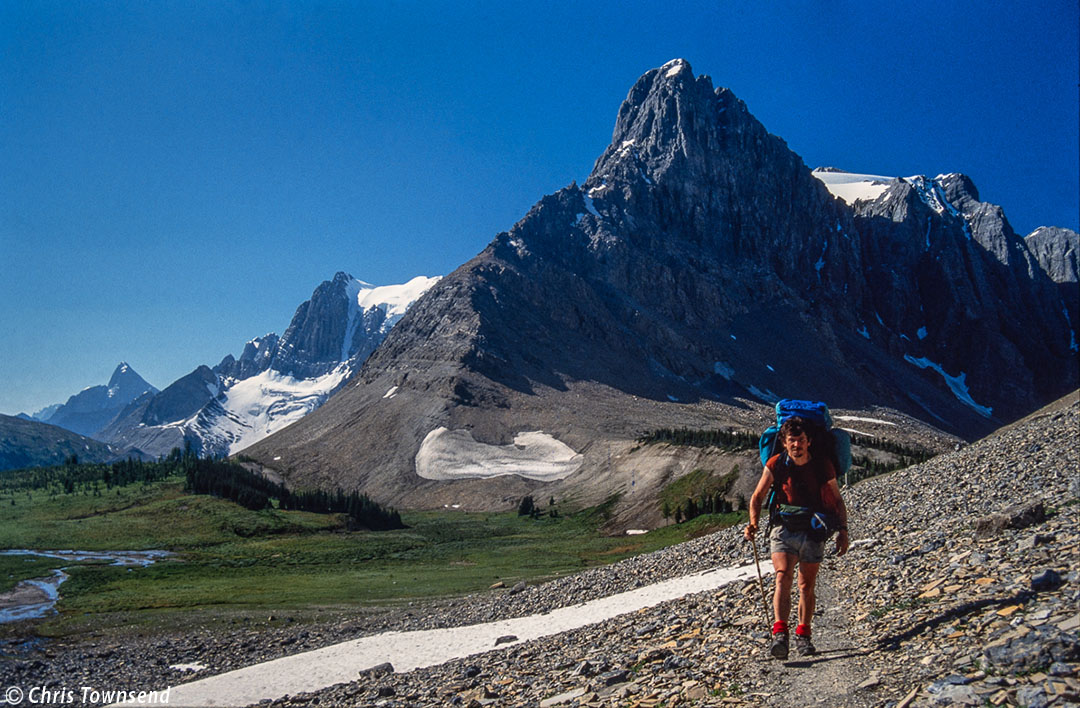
243,60,1077,511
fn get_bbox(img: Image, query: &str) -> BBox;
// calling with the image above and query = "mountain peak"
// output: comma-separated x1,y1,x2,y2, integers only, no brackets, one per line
659,57,693,79
331,271,355,286
602,59,720,175
107,362,152,392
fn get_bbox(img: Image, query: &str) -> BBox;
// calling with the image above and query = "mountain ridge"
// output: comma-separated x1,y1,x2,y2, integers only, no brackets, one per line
98,273,439,459
241,59,1077,514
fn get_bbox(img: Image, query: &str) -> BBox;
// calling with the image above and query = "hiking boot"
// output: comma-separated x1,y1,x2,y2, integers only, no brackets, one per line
769,631,789,660
794,633,817,656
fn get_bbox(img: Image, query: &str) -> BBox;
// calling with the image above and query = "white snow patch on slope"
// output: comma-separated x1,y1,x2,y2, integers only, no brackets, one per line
713,361,735,379
415,428,583,482
811,169,894,204
835,416,897,426
583,195,601,219
904,355,993,418
160,561,759,708
195,366,352,455
747,385,780,404
340,276,439,361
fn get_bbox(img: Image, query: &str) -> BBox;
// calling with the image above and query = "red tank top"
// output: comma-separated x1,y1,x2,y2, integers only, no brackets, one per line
766,453,838,512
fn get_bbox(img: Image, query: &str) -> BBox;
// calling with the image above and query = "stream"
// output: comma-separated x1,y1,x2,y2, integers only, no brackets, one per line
0,549,172,623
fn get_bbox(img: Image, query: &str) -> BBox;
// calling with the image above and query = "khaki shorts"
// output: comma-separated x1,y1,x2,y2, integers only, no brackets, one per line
770,524,826,564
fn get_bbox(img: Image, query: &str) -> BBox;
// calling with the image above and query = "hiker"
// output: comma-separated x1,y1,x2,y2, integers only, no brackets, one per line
744,416,849,659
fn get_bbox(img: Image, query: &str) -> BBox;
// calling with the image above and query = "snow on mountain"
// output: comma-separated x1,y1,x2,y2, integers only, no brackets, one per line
187,365,353,456
341,276,440,362
358,276,440,330
192,276,439,456
107,274,440,458
812,167,894,204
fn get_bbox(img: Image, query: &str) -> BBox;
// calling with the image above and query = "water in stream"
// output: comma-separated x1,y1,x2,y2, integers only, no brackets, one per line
0,549,172,623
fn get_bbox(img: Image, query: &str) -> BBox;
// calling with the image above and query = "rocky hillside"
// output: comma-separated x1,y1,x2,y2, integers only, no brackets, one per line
243,59,1076,513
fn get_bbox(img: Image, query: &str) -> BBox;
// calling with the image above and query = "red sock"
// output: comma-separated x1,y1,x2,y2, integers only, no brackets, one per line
796,624,811,637
772,621,788,635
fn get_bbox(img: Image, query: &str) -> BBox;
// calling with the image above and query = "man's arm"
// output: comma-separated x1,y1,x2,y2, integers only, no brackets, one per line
823,477,849,556
743,466,775,541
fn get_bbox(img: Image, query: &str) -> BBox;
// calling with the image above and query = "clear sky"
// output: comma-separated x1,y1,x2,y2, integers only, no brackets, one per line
2,1,1077,416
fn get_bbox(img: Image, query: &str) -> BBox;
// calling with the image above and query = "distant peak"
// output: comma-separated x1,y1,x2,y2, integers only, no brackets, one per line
106,361,156,396
331,271,355,285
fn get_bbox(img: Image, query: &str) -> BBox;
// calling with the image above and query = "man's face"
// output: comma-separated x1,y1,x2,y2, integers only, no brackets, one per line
783,432,811,461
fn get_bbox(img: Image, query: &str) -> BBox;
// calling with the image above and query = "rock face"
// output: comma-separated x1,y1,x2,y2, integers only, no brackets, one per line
215,333,279,382
242,59,1077,508
273,273,370,380
852,173,1074,419
1025,226,1079,333
99,365,223,455
42,363,157,438
99,274,438,458
1026,226,1079,285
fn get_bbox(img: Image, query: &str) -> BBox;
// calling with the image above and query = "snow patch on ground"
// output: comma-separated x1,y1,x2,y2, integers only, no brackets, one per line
169,664,208,673
415,429,583,482
713,361,734,380
161,562,760,707
746,385,780,403
835,416,897,426
904,355,993,418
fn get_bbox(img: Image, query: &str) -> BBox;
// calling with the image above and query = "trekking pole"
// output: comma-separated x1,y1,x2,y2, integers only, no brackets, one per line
749,535,772,633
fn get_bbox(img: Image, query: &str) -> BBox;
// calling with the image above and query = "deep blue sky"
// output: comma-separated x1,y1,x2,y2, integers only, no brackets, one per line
2,1,1077,416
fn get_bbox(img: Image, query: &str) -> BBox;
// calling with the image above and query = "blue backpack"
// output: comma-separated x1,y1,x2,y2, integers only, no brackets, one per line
758,400,851,541
758,399,851,475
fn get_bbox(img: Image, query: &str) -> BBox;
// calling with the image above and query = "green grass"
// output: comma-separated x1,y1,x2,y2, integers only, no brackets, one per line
659,468,737,511
0,476,744,637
